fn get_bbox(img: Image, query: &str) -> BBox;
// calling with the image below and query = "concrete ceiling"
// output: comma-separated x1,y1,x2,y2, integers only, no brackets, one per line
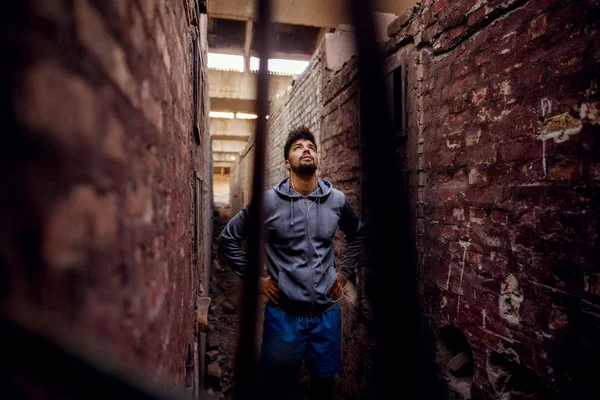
211,118,254,138
208,0,416,28
208,17,322,58
208,72,291,164
208,0,418,175
211,118,255,167
210,98,257,114
213,151,244,168
208,70,293,101
213,139,248,153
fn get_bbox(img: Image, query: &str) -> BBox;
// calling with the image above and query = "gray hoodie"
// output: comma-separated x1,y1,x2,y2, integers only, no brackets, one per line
218,177,364,316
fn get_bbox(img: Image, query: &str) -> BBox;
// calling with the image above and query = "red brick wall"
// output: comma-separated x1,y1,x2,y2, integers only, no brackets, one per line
385,0,600,397
1,0,212,396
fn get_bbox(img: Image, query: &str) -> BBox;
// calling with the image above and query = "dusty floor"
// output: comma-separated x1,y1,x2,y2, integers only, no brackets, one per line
203,203,240,399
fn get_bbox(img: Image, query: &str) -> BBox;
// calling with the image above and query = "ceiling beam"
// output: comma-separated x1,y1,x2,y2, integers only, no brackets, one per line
208,46,312,61
243,20,253,71
209,98,256,113
214,161,235,168
210,118,254,136
214,152,242,162
208,70,292,100
213,139,248,153
208,0,416,28
211,134,250,141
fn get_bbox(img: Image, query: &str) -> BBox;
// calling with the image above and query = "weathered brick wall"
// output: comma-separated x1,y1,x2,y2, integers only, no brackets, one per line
385,0,600,398
230,52,322,214
1,0,212,397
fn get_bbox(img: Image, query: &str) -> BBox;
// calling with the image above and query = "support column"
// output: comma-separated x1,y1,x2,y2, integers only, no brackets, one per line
243,20,254,71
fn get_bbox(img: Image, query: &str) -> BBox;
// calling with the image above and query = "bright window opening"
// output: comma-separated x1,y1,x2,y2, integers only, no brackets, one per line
250,57,309,75
209,111,235,119
208,53,309,75
235,112,258,119
207,53,244,72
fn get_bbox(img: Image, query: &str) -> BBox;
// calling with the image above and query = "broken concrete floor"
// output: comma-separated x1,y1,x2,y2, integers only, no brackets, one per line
203,205,240,399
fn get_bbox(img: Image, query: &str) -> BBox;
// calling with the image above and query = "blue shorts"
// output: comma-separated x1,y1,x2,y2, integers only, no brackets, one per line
259,303,341,378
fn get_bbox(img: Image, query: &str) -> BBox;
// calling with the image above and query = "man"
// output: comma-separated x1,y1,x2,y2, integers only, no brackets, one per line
219,127,364,399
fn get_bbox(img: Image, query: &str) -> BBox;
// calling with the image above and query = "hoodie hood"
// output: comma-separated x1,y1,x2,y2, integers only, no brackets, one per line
274,177,333,200
273,177,333,228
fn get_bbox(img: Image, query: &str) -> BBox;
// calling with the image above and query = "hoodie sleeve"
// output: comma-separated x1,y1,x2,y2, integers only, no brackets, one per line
218,206,250,278
337,195,365,281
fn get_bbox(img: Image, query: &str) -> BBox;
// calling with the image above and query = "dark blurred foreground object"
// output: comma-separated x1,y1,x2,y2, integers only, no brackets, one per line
0,314,187,400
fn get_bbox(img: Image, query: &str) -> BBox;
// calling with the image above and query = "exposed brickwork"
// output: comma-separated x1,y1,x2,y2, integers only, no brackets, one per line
1,0,212,397
230,51,322,214
395,0,600,398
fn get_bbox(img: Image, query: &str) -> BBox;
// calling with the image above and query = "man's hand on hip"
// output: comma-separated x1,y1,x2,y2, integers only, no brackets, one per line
260,276,280,304
328,273,346,300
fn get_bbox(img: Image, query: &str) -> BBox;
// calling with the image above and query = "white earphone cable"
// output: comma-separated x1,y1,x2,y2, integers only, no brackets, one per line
288,172,344,303
304,198,345,303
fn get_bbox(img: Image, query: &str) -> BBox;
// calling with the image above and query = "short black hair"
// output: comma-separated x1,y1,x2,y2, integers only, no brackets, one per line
283,126,317,160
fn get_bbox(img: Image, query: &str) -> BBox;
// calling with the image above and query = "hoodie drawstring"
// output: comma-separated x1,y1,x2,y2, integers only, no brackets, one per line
317,197,321,236
283,177,328,227
288,179,295,226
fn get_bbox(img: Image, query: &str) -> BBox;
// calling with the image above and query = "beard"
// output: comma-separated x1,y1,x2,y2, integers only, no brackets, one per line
292,159,317,175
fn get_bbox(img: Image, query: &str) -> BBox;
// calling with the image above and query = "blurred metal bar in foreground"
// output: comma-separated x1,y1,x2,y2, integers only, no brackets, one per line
349,0,434,398
232,0,272,398
0,315,184,400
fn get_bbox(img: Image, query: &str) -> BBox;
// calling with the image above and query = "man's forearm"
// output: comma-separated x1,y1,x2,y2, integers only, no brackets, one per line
218,228,248,277
218,209,249,277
